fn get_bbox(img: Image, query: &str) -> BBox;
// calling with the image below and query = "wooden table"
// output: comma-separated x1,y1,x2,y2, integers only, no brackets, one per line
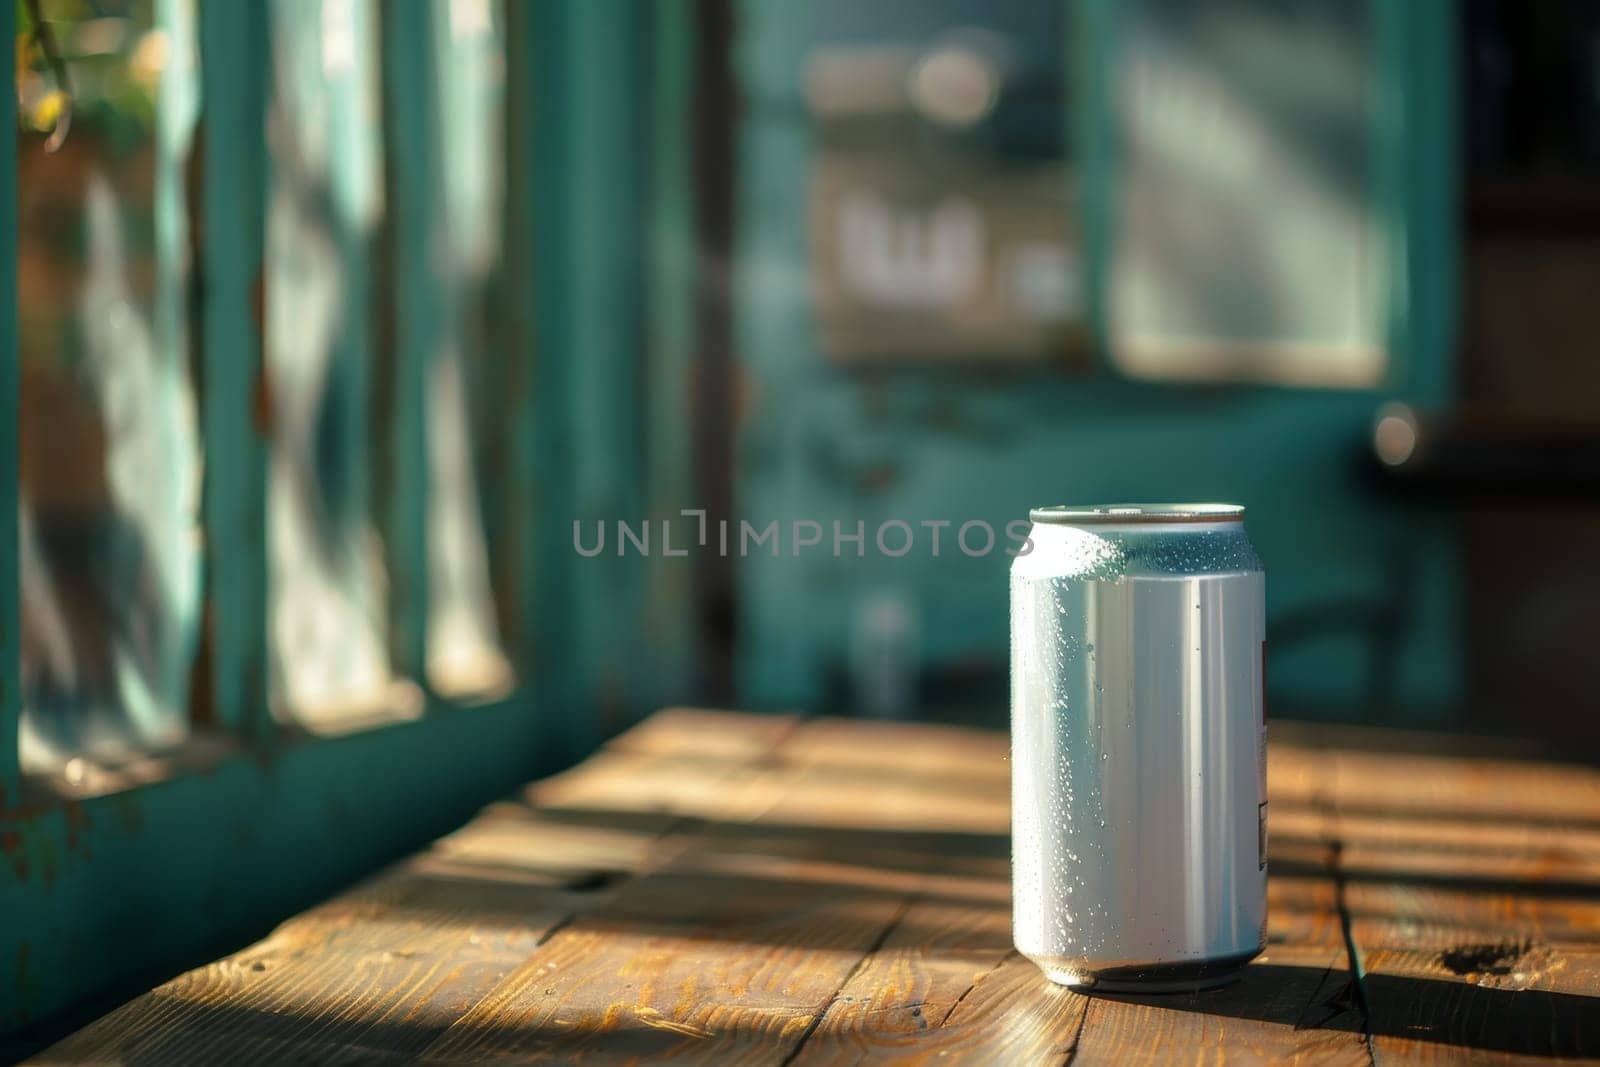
31,710,1600,1064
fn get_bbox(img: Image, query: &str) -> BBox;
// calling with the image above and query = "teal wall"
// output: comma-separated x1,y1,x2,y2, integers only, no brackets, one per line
732,0,1461,722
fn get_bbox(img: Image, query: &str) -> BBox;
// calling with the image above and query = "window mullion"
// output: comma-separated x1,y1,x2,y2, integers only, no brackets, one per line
200,2,271,737
382,2,438,694
1,2,18,800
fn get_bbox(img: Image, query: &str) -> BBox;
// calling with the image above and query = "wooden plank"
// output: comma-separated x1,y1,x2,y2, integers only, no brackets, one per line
745,717,1010,837
1335,816,1600,921
1075,946,1369,1067
1324,746,1600,828
1330,922,1600,1064
605,707,801,761
24,789,637,1065
785,878,1066,1065
417,717,1353,1063
632,720,1350,1064
1340,872,1600,1062
520,746,783,824
1343,876,1600,948
776,718,1011,778
1325,746,1600,945
1317,746,1600,1062
31,711,799,1064
415,857,904,1063
786,894,1016,1064
30,879,573,1064
36,713,1600,1063
414,715,985,1063
865,953,1089,1064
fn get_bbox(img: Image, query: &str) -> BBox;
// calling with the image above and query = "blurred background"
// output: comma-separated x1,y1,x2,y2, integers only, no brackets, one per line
13,0,1600,775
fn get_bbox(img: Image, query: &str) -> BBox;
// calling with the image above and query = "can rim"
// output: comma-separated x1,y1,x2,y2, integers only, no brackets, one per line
1028,503,1245,525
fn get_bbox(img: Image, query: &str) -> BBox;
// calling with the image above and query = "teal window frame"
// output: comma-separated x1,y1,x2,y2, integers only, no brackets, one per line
1074,0,1458,400
0,0,692,1036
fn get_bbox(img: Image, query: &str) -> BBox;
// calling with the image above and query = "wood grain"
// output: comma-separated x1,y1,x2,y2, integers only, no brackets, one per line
32,711,800,1065
415,866,903,1063
29,710,1600,1064
1075,946,1370,1067
1319,745,1600,1063
416,716,1010,1064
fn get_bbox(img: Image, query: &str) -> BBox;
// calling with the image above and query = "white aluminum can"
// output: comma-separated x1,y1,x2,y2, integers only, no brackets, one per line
1011,504,1266,991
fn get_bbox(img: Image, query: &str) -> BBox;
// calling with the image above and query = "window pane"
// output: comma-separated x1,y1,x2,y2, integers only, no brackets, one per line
16,0,202,772
428,0,513,698
806,0,1085,365
266,0,404,724
1107,0,1387,386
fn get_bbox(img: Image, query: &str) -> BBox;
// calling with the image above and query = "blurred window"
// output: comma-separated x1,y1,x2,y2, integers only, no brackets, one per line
265,0,405,726
13,0,523,769
802,0,1395,388
16,0,203,774
806,0,1087,366
1108,0,1387,386
426,0,513,699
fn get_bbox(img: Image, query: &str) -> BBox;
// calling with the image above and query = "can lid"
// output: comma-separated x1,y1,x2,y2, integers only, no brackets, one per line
1028,503,1245,525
